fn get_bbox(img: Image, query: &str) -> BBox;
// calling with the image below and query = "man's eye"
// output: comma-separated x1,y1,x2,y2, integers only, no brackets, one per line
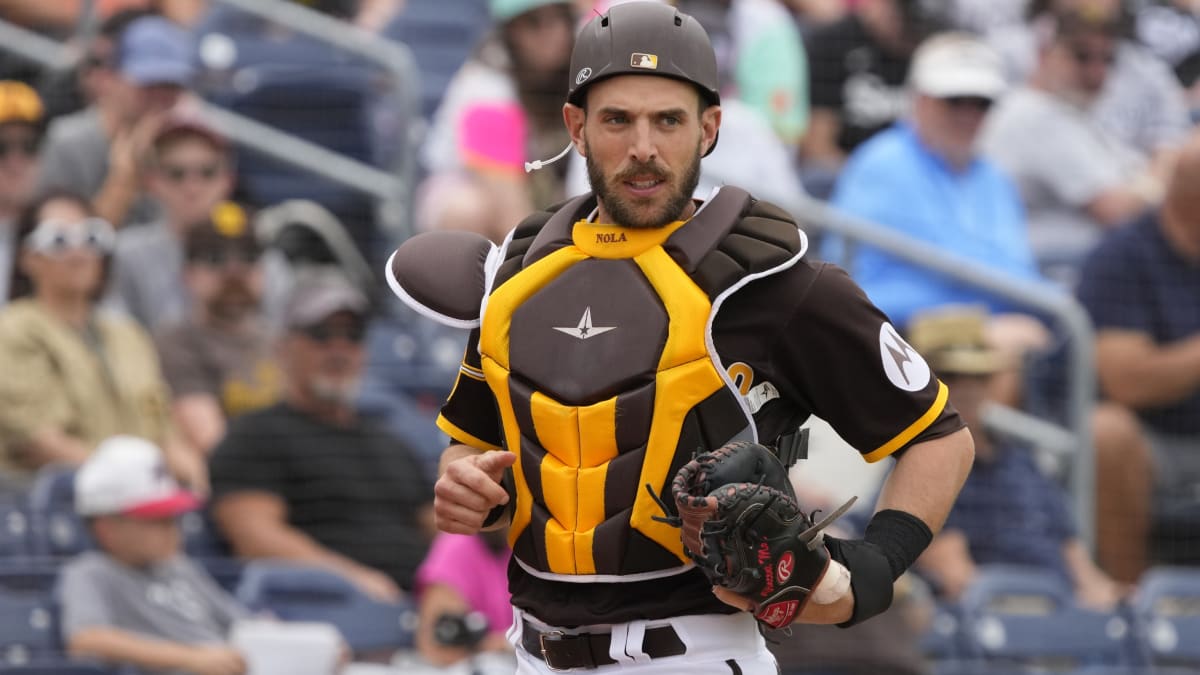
662,116,680,126
605,115,627,124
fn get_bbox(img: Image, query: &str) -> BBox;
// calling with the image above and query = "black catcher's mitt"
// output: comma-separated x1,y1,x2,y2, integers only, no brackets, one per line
653,440,854,629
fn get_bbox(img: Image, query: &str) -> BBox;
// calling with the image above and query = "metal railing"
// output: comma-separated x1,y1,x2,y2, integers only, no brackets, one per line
206,0,424,240
793,195,1098,549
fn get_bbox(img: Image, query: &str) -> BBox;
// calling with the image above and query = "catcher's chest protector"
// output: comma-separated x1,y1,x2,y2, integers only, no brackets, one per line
481,187,807,581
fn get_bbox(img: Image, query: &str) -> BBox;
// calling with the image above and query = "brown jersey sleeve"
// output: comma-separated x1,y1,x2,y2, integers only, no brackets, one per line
436,328,504,450
771,262,963,461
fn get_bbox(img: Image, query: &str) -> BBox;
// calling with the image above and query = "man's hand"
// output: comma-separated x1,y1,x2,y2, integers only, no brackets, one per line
434,450,515,534
164,445,210,497
108,110,166,180
183,645,246,675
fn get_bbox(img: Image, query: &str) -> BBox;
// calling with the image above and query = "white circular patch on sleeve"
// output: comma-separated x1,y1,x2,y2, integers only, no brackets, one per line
879,322,931,392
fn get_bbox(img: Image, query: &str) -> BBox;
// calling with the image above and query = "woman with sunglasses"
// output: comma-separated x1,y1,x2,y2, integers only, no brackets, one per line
0,191,204,493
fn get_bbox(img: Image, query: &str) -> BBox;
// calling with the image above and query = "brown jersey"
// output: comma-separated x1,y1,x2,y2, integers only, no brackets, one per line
437,250,963,627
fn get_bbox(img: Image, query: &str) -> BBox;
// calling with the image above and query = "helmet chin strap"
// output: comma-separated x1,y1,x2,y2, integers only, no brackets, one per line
525,142,575,173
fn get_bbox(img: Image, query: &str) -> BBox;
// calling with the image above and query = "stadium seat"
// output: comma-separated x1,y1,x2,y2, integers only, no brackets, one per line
25,467,91,559
382,0,490,119
235,561,417,655
920,601,969,674
1131,566,1200,669
0,500,30,559
197,557,244,595
0,585,58,666
957,565,1138,672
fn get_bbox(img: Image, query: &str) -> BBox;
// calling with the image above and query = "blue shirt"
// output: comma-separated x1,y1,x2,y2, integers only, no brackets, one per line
944,444,1076,585
1076,212,1200,436
824,123,1041,327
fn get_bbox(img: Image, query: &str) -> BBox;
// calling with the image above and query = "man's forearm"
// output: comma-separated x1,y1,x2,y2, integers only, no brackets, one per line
826,427,975,626
91,169,139,228
22,428,91,468
1098,333,1200,408
70,627,203,672
876,427,974,533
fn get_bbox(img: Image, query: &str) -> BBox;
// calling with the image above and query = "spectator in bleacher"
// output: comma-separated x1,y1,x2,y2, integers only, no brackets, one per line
61,435,249,675
155,212,281,457
910,307,1125,610
106,117,237,331
415,531,514,668
981,8,1168,286
1077,130,1200,581
987,0,1191,168
0,81,44,308
825,32,1049,406
800,0,945,177
38,12,193,228
826,32,1042,328
208,270,434,602
0,191,206,492
420,0,576,240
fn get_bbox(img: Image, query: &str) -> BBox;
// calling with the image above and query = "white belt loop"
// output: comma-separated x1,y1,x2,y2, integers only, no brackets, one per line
607,622,634,665
618,620,650,664
507,607,524,649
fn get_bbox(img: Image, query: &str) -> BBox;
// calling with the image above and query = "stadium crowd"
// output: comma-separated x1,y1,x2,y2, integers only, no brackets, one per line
0,0,1197,673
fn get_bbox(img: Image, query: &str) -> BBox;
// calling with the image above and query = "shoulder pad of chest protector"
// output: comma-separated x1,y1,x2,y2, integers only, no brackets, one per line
385,229,494,328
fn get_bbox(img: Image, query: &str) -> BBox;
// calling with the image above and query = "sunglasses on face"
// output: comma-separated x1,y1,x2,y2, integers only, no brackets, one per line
299,320,367,344
159,162,223,183
24,217,115,255
0,137,38,159
942,96,994,112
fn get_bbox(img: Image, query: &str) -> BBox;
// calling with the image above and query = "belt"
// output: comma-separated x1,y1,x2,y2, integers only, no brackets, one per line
520,618,687,671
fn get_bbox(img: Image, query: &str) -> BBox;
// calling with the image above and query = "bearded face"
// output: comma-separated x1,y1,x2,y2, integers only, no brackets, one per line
585,137,703,229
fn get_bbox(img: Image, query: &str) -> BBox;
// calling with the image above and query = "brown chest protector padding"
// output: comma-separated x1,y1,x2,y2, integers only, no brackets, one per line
484,188,804,579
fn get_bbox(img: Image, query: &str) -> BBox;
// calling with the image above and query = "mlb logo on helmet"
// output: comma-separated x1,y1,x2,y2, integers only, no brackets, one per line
631,53,658,69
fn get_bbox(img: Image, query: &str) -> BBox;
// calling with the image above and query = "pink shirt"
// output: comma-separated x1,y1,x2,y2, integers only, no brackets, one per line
416,534,513,635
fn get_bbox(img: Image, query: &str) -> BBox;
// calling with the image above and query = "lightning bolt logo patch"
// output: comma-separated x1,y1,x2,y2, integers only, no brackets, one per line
879,322,931,392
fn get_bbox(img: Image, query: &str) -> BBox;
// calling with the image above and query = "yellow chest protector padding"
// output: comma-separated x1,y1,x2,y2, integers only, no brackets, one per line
479,187,806,580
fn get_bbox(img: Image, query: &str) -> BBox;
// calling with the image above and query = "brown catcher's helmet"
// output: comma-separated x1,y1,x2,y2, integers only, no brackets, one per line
568,3,721,154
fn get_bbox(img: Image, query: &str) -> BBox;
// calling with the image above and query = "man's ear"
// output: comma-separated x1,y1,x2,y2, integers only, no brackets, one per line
701,105,721,155
563,103,587,157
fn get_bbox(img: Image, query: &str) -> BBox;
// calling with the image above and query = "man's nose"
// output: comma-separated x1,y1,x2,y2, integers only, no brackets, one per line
629,119,657,163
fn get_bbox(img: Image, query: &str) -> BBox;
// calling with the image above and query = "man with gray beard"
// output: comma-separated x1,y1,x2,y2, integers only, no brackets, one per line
208,270,434,601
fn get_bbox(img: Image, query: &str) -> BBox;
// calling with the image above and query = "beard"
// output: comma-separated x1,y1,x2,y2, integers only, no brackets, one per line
585,138,703,229
310,372,359,406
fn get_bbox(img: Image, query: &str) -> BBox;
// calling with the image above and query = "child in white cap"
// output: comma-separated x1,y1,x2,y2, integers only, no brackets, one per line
60,435,248,675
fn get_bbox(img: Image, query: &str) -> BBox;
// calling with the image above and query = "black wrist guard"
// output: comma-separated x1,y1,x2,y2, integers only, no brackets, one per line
864,509,933,580
825,536,893,627
826,509,933,627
